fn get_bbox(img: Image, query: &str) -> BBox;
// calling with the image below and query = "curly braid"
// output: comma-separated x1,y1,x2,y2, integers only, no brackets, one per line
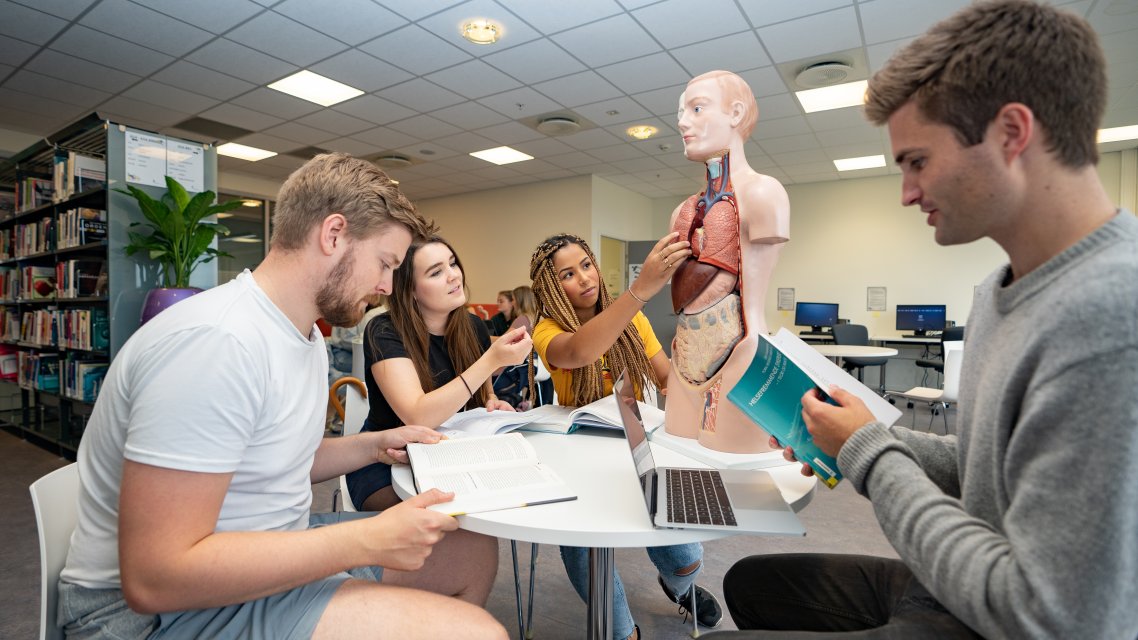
528,234,659,407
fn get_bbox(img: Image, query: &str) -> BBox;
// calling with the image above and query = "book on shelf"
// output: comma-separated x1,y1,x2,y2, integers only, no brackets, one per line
58,208,107,248
56,259,106,298
0,188,15,221
63,355,108,402
53,151,106,201
726,328,902,489
21,265,56,300
406,432,577,516
17,177,53,212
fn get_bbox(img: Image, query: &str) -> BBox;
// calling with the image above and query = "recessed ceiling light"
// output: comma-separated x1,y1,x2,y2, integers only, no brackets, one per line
795,80,868,113
461,19,501,45
833,155,886,171
229,234,263,244
1098,124,1138,143
242,199,261,207
217,143,277,162
626,125,658,140
470,146,533,165
268,70,363,107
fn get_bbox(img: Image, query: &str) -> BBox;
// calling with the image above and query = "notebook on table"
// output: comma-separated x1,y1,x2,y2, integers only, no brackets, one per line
613,370,805,536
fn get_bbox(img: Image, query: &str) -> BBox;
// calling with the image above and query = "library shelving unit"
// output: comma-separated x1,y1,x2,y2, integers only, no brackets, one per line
0,113,219,457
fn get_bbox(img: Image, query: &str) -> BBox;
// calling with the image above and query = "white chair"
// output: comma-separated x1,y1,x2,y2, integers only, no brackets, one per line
331,377,368,512
531,356,555,406
29,463,80,640
890,341,963,434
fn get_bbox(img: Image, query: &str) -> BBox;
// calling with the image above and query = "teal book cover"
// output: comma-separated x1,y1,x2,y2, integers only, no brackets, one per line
727,336,843,488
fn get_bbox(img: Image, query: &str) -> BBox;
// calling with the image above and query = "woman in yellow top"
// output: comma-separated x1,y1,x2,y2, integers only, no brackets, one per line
528,232,722,639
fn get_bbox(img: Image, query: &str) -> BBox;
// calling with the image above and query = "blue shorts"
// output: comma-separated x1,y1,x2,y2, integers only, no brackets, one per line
346,419,394,509
58,512,383,640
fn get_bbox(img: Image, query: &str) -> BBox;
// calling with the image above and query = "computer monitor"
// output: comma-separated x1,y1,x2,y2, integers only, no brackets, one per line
794,302,839,333
895,304,947,336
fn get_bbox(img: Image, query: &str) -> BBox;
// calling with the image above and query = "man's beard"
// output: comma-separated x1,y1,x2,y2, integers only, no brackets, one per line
316,247,370,328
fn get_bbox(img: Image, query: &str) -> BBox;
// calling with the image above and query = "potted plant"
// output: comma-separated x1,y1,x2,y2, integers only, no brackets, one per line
119,175,244,324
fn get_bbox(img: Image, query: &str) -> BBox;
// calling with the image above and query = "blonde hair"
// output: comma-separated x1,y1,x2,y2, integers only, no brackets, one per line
864,0,1104,168
529,234,659,406
271,153,435,251
510,285,538,326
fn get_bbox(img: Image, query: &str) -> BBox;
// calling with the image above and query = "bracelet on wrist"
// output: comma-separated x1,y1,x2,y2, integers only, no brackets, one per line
628,286,648,305
458,374,474,398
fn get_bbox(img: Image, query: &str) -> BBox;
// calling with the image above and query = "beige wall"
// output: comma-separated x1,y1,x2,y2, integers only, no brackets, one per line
416,175,592,303
589,175,655,272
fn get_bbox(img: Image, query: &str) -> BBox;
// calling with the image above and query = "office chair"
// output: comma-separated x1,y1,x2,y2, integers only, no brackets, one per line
831,323,889,393
331,378,369,512
890,341,963,434
915,326,965,383
30,463,80,640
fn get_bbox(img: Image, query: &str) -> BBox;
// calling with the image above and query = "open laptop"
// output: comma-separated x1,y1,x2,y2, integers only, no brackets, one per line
613,370,805,536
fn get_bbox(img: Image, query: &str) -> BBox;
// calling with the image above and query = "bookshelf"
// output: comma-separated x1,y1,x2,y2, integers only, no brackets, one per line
0,113,219,457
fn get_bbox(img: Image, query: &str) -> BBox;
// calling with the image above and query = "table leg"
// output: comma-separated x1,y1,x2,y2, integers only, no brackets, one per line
587,547,615,640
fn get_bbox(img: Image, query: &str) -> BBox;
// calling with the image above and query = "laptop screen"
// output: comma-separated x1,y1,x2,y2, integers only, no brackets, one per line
614,370,657,511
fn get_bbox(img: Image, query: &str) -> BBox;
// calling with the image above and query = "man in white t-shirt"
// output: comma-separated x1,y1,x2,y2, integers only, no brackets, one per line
58,153,507,639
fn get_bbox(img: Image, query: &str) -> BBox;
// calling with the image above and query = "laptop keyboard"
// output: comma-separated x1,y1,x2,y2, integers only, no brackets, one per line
665,468,737,526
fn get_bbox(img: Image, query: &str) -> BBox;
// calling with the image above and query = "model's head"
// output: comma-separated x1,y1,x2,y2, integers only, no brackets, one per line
678,70,757,160
865,0,1105,168
389,236,468,322
271,152,434,250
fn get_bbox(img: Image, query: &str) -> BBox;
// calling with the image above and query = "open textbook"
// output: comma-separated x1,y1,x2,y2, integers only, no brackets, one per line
437,396,665,437
727,328,902,489
406,432,576,515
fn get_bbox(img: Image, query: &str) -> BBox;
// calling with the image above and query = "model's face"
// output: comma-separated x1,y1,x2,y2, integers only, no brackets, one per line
888,101,1009,246
497,294,513,315
552,243,599,314
317,225,410,327
412,242,466,316
678,77,737,162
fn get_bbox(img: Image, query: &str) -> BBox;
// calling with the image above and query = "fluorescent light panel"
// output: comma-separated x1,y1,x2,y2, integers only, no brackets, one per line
1098,125,1138,143
217,142,277,162
469,146,533,165
268,70,363,107
834,155,886,171
796,80,868,113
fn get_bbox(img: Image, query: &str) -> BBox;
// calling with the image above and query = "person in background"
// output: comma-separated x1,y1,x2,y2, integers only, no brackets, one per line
530,232,725,640
57,153,507,639
493,285,546,409
485,289,513,336
715,2,1138,638
348,236,532,511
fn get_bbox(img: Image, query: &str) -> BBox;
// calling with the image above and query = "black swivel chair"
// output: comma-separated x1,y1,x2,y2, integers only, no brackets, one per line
915,325,966,381
831,323,889,393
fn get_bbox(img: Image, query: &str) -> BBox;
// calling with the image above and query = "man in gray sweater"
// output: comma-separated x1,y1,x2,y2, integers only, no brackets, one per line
716,1,1138,638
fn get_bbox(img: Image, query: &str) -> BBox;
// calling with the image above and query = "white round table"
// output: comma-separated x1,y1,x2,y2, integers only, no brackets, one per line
811,344,897,358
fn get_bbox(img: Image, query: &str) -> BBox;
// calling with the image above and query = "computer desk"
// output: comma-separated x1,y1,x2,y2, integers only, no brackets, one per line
392,430,816,639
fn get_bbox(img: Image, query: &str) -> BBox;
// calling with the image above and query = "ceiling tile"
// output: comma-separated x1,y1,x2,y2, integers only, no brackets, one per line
502,0,624,33
24,49,140,93
511,136,576,157
477,86,562,118
559,127,624,151
588,143,647,162
574,96,652,127
322,136,382,156
1087,0,1138,36
737,65,792,98
393,141,459,160
761,133,822,154
427,60,523,100
483,38,586,84
136,0,264,34
671,31,772,76
739,0,853,28
359,24,471,75
261,121,340,145
200,102,285,132
310,49,412,93
384,114,461,140
98,96,191,128
630,83,688,117
0,0,68,44
815,122,883,147
608,156,666,173
533,71,621,108
0,104,70,134
865,37,911,74
0,88,87,121
757,93,802,121
824,141,887,160
151,61,256,101
352,125,420,150
596,52,689,95
294,110,375,136
805,106,871,132
232,87,323,120
122,79,221,114
232,132,306,152
273,0,407,45
10,0,97,20
632,0,747,48
375,0,464,22
226,11,347,66
4,70,111,108
756,7,862,63
379,78,466,112
332,94,417,125
81,0,213,57
430,102,510,129
753,115,812,140
552,14,661,68
858,0,969,44
546,150,603,169
186,38,295,84
429,131,499,154
50,25,175,76
0,33,38,67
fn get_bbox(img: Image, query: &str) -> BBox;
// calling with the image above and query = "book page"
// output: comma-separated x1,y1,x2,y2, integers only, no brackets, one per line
408,433,533,472
570,395,665,432
438,408,532,438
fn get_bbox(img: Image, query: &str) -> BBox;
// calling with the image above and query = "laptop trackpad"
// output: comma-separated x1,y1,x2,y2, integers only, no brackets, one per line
723,471,790,511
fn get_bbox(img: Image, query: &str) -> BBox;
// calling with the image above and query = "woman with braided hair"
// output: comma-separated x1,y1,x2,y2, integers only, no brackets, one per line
529,233,724,639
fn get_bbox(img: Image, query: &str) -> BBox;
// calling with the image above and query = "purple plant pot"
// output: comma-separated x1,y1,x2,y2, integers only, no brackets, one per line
140,287,202,325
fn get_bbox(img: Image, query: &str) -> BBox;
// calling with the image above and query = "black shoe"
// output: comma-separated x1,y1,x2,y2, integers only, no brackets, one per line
657,576,723,628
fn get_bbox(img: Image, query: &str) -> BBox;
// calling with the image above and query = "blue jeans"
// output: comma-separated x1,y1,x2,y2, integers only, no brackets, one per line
560,542,703,639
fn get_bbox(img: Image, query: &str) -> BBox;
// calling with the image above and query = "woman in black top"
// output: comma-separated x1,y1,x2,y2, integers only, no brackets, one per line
347,236,532,511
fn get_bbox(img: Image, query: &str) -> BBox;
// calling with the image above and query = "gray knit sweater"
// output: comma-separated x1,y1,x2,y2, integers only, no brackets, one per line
839,211,1138,639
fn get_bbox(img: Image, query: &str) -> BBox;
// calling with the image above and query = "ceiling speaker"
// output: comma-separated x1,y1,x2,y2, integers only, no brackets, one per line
536,116,580,136
794,62,853,89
